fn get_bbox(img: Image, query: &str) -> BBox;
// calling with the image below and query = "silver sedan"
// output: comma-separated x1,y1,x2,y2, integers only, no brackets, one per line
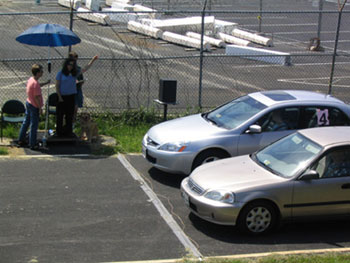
142,90,350,175
181,126,350,235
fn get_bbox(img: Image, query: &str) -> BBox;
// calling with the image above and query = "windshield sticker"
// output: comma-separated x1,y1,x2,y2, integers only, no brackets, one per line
292,135,302,144
216,114,222,118
316,109,329,126
263,160,271,166
305,144,320,154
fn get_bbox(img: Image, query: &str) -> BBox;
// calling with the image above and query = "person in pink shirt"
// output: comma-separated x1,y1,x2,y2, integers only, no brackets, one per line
18,64,50,150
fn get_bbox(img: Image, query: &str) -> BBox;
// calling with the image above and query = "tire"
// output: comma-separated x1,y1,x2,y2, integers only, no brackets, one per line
192,149,229,171
237,201,278,235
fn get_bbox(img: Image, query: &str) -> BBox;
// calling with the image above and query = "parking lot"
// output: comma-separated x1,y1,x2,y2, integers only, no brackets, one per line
1,152,350,263
1,1,350,262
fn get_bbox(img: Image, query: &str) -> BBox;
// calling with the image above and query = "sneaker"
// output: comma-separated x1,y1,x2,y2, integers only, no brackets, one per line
15,141,28,148
29,143,42,151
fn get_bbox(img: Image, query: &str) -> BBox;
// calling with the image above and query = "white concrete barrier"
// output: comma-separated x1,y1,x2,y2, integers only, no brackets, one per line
218,32,252,47
162,31,211,51
85,0,101,11
111,1,134,11
57,0,81,9
133,4,160,19
232,28,273,47
77,7,111,25
186,32,225,48
102,7,149,23
128,21,163,39
141,16,215,34
226,45,291,65
106,0,130,6
214,19,237,34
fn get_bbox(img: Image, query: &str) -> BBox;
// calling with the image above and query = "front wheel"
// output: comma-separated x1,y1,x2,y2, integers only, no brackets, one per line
237,201,278,235
192,149,229,171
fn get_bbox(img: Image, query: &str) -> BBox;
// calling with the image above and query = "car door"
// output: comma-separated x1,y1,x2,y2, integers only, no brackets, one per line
291,147,350,218
237,107,300,156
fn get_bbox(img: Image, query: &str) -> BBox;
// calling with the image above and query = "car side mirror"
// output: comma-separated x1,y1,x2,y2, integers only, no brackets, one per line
246,124,262,134
299,170,319,180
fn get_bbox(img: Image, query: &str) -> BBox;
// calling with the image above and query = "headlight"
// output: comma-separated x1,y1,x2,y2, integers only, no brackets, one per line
204,189,235,204
158,142,189,152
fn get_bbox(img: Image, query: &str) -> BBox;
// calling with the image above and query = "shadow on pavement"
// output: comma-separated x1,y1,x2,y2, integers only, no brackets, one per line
148,167,187,189
188,212,350,245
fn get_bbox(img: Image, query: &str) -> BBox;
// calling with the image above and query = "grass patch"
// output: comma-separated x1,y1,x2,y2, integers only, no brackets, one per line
0,147,8,155
0,107,195,155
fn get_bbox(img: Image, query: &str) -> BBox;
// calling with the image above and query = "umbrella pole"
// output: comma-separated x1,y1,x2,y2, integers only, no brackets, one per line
43,47,51,148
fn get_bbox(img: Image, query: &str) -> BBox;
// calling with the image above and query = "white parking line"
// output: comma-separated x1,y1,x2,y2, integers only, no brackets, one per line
117,154,203,260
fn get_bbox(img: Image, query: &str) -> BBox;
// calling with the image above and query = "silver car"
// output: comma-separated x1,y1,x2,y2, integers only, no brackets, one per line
181,126,350,235
142,90,350,175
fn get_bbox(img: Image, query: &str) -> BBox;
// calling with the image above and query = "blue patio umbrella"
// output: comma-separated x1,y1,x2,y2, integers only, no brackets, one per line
16,24,81,146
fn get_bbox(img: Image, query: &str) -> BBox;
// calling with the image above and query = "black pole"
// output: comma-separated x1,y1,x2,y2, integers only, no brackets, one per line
163,104,168,121
328,11,342,95
198,0,208,110
68,1,74,52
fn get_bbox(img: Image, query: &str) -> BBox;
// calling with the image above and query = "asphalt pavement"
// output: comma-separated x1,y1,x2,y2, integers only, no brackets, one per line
0,153,185,263
1,145,350,262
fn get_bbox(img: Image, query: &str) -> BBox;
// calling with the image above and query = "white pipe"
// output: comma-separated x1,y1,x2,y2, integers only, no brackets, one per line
127,21,163,39
77,7,111,25
133,4,159,19
142,16,215,34
186,32,225,48
214,19,237,34
232,28,273,47
217,32,252,47
57,0,81,9
162,31,211,51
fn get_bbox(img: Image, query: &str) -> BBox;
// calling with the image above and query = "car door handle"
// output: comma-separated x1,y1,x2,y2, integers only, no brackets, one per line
341,183,350,189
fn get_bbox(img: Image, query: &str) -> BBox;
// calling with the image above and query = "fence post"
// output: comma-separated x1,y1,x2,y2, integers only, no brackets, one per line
198,0,208,110
328,11,342,94
317,0,324,39
258,0,263,33
68,1,74,53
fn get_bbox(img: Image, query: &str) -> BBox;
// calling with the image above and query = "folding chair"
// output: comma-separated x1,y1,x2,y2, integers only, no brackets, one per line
1,100,25,141
46,93,58,133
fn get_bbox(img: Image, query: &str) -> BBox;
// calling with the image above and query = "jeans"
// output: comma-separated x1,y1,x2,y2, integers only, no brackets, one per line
18,101,39,147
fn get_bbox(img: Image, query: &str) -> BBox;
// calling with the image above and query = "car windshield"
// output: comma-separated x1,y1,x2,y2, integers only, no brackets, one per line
205,95,267,129
253,133,322,178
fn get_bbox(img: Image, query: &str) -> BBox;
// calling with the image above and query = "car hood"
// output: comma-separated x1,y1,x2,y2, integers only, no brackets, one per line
190,155,285,192
147,114,224,144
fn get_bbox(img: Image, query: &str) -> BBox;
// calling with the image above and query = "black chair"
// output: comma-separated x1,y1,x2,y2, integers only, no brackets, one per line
47,93,58,115
46,93,58,131
1,100,25,141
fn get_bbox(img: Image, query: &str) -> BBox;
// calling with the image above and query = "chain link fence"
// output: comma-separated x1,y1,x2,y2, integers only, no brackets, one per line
0,4,349,113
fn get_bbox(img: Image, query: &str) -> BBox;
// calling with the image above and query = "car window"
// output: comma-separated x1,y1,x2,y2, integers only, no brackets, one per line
258,107,299,132
254,133,322,178
311,147,350,178
300,106,350,129
206,95,267,129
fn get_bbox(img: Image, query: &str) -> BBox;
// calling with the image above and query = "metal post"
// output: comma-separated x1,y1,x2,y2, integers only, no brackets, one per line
198,0,208,110
328,11,342,95
317,0,324,39
163,104,168,121
258,0,262,33
68,0,74,52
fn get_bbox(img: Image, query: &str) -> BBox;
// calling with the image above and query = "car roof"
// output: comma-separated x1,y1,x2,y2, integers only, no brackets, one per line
298,126,350,147
249,90,345,107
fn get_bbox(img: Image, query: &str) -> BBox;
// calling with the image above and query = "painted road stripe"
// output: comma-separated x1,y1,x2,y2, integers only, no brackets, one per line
103,247,350,263
117,154,203,260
